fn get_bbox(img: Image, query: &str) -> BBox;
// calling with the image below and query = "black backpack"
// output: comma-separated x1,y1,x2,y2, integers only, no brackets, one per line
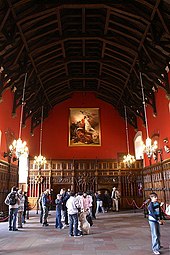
9,192,17,205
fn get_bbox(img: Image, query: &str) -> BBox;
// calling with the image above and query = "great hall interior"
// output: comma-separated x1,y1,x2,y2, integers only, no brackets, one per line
0,2,170,252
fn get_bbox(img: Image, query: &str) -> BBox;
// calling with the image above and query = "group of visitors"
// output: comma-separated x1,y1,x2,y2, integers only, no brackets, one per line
4,186,164,254
39,187,121,237
4,186,28,231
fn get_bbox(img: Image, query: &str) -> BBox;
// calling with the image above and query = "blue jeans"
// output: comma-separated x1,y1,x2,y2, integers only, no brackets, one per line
42,206,48,224
63,209,68,225
55,212,63,229
149,221,161,251
9,208,18,230
69,213,78,236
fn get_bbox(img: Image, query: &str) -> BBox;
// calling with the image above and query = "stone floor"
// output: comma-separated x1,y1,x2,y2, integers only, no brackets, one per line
0,210,170,255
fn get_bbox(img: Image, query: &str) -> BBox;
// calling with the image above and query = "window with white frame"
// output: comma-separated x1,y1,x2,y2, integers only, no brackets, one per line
134,131,144,160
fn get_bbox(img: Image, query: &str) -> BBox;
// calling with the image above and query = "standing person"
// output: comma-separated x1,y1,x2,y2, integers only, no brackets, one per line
81,192,92,212
95,191,104,214
103,190,111,212
75,191,83,211
42,189,50,226
55,194,64,229
39,193,43,224
17,189,25,228
66,191,82,237
60,188,70,226
4,186,20,231
148,192,164,255
91,192,97,219
23,192,28,223
111,187,120,212
86,192,93,216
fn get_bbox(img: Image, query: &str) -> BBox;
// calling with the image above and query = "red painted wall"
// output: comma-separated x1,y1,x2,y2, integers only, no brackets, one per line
0,89,31,161
137,87,170,165
0,88,169,164
29,92,135,159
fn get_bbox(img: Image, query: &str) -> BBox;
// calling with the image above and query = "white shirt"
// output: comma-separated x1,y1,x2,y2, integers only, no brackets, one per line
5,192,20,209
66,196,78,215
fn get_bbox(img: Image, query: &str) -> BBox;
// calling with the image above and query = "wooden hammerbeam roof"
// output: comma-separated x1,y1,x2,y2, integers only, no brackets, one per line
0,0,169,132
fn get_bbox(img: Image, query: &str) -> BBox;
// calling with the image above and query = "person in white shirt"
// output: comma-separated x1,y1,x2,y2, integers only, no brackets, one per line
17,189,25,228
66,191,82,237
111,187,120,212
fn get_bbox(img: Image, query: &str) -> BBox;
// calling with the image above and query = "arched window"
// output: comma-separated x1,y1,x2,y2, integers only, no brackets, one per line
134,131,144,160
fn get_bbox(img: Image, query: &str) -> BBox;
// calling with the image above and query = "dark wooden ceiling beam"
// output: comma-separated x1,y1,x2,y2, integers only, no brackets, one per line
99,79,123,94
29,35,138,56
109,9,148,32
104,8,110,35
156,8,170,34
27,28,59,44
109,6,150,25
0,8,11,33
35,48,63,65
133,0,153,9
82,8,86,33
117,0,161,108
13,44,25,66
1,1,169,131
108,26,140,45
18,7,57,26
101,68,127,84
7,0,52,110
102,64,129,77
142,45,154,65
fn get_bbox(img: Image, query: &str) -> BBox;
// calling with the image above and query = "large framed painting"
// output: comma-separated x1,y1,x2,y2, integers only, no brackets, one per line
69,108,101,146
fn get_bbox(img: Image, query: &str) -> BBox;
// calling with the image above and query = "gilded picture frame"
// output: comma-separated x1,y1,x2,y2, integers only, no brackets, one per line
69,108,101,146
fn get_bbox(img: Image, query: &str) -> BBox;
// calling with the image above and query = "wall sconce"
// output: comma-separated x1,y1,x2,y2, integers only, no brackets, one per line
163,137,168,143
4,151,18,162
3,151,12,158
163,137,170,153
13,157,18,162
164,145,170,153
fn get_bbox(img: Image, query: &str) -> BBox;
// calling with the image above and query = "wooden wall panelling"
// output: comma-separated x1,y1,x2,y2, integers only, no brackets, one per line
0,160,18,213
27,158,147,210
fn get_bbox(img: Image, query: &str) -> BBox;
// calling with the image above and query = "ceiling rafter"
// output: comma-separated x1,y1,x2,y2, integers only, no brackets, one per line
117,0,161,107
0,8,11,32
0,1,169,132
7,0,52,110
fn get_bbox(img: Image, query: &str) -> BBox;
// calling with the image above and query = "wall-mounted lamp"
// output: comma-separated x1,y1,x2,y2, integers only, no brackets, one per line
3,151,12,158
163,137,170,153
3,151,18,162
163,137,168,143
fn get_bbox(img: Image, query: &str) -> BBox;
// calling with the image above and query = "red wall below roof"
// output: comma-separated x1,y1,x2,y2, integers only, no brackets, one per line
137,86,170,164
0,86,169,164
29,92,135,159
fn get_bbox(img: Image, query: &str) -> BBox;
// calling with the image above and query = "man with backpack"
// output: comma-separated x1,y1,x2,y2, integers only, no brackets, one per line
5,186,20,231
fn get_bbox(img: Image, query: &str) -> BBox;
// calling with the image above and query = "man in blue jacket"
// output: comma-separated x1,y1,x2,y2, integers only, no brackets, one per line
148,192,164,255
42,189,50,226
